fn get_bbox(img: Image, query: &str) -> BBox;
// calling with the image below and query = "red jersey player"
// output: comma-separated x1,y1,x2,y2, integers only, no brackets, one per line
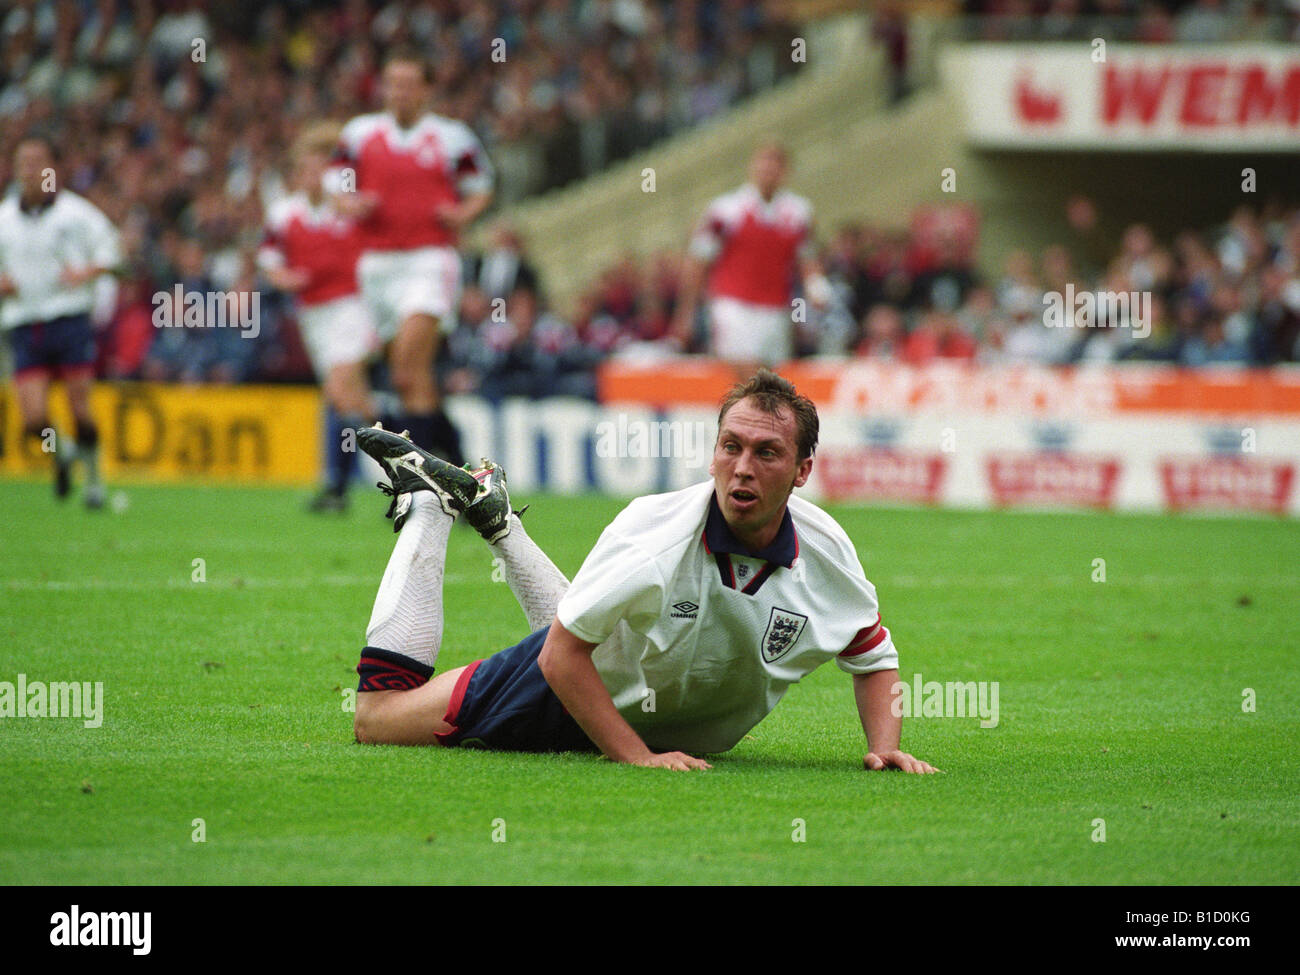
335,49,494,464
260,123,378,510
673,141,830,369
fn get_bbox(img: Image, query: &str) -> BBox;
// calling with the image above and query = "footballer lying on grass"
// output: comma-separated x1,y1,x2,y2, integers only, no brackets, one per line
351,370,938,773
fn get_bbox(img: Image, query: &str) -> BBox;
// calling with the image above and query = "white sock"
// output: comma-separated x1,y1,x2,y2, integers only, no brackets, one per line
492,517,570,631
364,494,453,668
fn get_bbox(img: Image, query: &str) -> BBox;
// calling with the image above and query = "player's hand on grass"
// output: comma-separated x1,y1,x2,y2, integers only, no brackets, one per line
636,751,712,771
864,750,940,774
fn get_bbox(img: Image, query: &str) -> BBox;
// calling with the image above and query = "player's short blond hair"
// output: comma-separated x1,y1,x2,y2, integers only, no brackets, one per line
292,122,342,163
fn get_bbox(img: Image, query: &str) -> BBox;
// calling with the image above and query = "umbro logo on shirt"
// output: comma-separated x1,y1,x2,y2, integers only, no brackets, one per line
670,601,699,620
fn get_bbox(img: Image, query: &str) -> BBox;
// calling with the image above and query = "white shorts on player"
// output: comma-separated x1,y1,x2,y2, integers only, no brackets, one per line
296,294,380,380
358,245,462,342
708,296,793,365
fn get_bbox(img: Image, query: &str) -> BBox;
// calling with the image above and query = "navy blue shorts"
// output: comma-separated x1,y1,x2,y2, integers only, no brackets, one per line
437,626,596,753
7,314,96,379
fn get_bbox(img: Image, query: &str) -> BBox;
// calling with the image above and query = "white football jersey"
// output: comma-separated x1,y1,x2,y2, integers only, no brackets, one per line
0,189,120,329
556,480,898,753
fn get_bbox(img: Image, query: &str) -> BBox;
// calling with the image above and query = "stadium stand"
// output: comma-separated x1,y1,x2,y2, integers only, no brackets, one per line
2,0,1298,395
0,0,803,386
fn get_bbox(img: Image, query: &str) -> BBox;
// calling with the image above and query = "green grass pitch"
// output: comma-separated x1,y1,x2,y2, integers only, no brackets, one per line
1,479,1297,885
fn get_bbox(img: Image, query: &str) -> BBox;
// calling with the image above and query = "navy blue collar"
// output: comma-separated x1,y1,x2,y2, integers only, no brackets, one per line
703,491,798,568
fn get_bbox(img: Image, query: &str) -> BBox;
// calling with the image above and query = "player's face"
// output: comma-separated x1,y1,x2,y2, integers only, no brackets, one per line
295,151,328,194
382,61,428,125
750,147,786,198
710,398,812,550
14,141,53,197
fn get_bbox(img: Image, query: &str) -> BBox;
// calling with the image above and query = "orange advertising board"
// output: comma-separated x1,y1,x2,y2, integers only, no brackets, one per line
597,361,1300,417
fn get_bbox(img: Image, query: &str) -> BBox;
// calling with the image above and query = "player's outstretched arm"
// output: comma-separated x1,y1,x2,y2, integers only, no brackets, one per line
854,669,941,774
435,191,492,233
670,254,707,347
59,263,118,287
537,618,711,771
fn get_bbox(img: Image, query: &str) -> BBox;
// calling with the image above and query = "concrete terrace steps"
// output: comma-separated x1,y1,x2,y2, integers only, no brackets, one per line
486,14,911,309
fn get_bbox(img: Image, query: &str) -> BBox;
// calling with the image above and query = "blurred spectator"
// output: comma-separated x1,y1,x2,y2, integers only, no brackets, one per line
912,231,979,313
856,304,907,360
141,237,246,383
871,0,910,104
899,310,979,364
1176,0,1233,42
464,220,541,302
444,285,596,400
962,0,1294,41
1181,319,1250,366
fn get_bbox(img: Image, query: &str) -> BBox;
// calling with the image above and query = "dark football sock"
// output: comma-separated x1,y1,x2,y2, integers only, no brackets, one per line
21,420,51,450
75,419,101,486
430,408,465,467
401,411,437,455
26,421,70,496
356,647,434,692
334,413,364,495
324,406,356,495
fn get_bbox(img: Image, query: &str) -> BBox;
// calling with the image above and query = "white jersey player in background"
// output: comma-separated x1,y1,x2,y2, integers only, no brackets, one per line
346,369,938,774
0,135,121,508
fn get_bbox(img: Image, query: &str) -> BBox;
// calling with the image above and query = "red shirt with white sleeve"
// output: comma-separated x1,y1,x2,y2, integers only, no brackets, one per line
258,194,363,307
689,184,814,309
336,111,493,252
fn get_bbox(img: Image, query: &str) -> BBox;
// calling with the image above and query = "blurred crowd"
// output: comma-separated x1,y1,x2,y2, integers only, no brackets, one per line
3,1,1298,397
26,196,1300,396
1,0,798,199
826,200,1300,367
962,0,1300,41
0,0,798,386
566,199,1300,370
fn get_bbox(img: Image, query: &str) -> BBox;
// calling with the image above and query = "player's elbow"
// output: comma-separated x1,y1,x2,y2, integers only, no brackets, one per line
538,620,596,689
352,695,383,745
537,632,575,686
537,640,559,684
353,709,375,745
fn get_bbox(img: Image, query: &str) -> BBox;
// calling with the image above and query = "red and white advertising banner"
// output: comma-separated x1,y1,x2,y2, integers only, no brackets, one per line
819,449,948,505
11,366,1296,516
943,44,1300,150
591,361,1300,516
